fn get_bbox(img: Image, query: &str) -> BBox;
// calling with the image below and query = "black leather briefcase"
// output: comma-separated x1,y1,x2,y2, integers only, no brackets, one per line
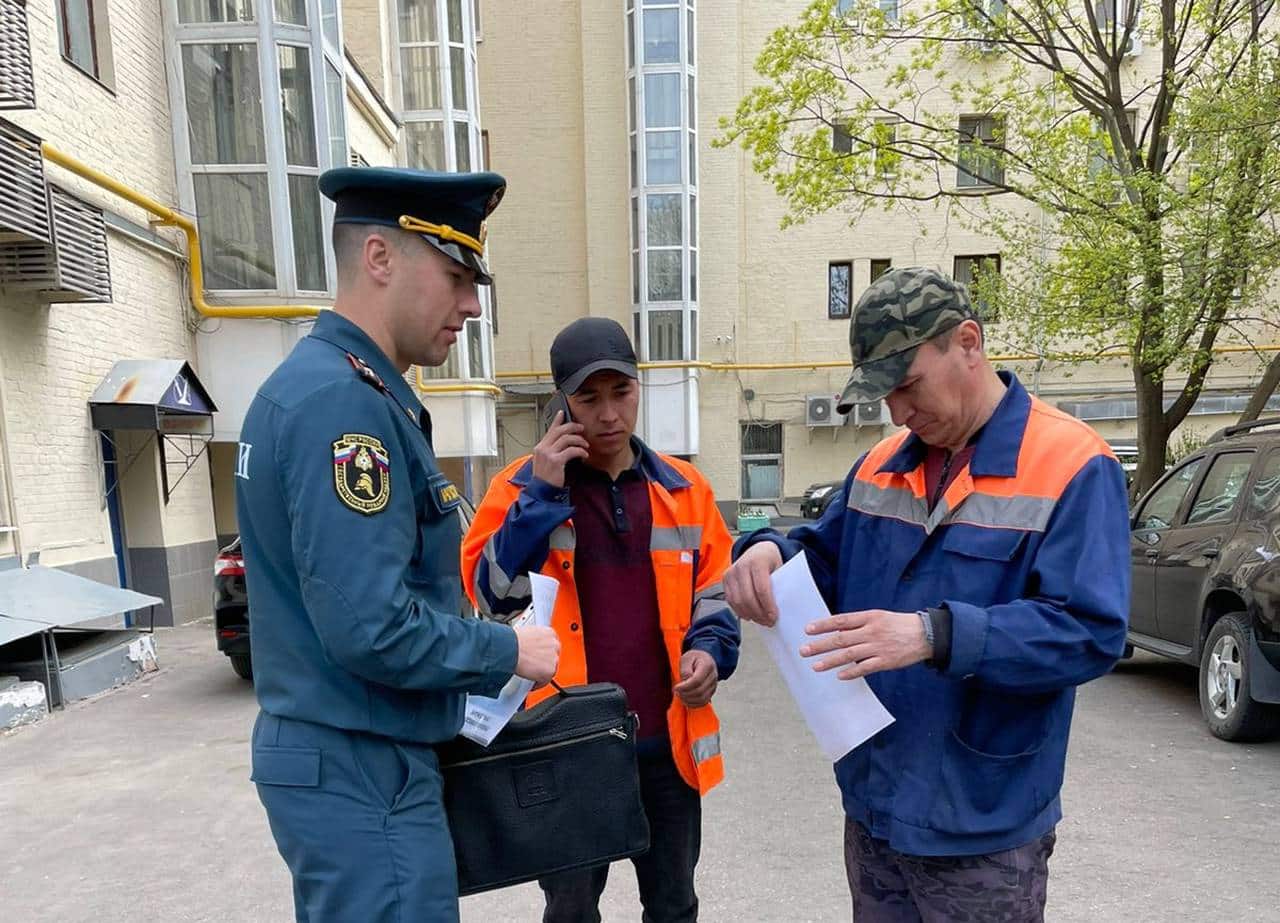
438,682,651,896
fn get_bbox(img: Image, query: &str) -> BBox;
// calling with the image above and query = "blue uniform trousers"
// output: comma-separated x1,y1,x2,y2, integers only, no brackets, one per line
251,711,458,923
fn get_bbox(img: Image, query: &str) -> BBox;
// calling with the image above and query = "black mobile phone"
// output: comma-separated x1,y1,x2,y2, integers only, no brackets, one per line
543,391,574,429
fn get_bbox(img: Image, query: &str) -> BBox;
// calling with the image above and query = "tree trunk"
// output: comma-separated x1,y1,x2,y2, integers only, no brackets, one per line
1238,351,1280,423
1132,368,1169,500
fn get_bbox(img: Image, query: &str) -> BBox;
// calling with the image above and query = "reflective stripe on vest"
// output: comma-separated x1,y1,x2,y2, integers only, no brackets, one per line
691,731,721,765
650,525,702,552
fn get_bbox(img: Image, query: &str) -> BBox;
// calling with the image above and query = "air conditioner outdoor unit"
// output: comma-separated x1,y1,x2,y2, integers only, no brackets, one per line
806,395,846,427
855,400,887,427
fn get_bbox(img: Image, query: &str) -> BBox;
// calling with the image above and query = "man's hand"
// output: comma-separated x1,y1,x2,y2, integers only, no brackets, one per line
513,625,561,687
531,412,589,487
723,542,784,626
673,649,718,708
800,609,931,680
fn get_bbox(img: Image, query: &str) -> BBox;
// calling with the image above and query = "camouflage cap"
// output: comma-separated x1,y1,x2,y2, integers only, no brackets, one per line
836,267,976,414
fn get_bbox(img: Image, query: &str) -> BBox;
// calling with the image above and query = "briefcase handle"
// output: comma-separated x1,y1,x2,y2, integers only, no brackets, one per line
543,680,640,732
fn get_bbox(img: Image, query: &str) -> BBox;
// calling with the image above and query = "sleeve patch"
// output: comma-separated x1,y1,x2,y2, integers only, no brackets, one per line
333,433,391,514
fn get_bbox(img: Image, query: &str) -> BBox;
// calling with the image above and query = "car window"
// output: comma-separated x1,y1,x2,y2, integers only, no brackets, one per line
1246,450,1280,520
1135,458,1204,531
1184,452,1253,526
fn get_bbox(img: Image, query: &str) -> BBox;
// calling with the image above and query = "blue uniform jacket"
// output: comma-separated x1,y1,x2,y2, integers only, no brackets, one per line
737,374,1130,856
236,310,518,744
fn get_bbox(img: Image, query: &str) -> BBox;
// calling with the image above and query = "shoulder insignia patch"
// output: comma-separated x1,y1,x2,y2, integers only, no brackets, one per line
333,434,390,515
438,481,461,507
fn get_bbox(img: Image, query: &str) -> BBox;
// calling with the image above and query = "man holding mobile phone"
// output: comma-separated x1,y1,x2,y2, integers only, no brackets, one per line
462,317,740,923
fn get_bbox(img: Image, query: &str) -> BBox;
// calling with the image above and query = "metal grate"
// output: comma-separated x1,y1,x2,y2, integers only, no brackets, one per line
0,184,112,302
0,117,49,243
0,0,34,111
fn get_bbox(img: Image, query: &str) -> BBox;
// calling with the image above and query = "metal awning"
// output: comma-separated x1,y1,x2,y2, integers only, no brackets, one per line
0,565,162,642
89,359,217,434
0,566,163,711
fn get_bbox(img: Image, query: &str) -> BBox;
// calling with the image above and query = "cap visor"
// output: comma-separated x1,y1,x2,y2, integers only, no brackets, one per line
560,358,640,395
835,346,919,415
420,235,493,285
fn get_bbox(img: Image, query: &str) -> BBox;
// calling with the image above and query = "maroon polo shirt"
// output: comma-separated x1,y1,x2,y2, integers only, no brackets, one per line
924,444,977,512
566,457,672,741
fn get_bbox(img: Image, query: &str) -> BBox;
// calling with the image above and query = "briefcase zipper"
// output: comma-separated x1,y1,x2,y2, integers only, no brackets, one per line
444,725,630,769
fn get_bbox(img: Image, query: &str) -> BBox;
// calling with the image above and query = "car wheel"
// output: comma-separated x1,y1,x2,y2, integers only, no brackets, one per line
230,653,254,682
1199,613,1280,741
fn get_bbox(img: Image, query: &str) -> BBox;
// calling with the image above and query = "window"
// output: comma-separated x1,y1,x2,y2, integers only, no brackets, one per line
953,254,1001,321
1246,450,1280,520
872,119,898,175
649,310,683,360
1135,458,1204,531
879,0,900,23
741,423,783,501
833,121,853,155
957,115,1004,187
1095,0,1140,53
1089,109,1138,197
836,0,856,14
829,261,852,319
58,0,113,85
1185,452,1253,526
870,258,892,283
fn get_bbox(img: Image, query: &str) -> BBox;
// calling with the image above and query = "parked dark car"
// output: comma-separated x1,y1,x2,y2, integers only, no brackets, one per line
1128,418,1280,740
800,480,843,518
214,496,480,681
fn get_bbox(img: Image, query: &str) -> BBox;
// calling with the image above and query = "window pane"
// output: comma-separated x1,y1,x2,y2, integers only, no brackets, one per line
631,196,639,244
279,45,318,167
274,0,305,25
454,120,472,170
689,131,696,181
627,11,635,69
466,318,484,378
742,459,780,500
954,255,1001,321
628,76,636,130
450,46,467,109
688,75,695,129
632,250,640,303
741,422,782,455
687,10,695,66
688,194,696,237
1247,452,1280,519
321,0,339,45
178,0,254,23
957,115,1004,187
829,262,851,318
645,130,680,184
880,0,899,22
644,73,680,128
288,173,326,291
193,173,276,290
1136,459,1204,530
183,44,266,164
647,250,682,301
646,194,681,246
325,62,347,169
689,249,697,300
630,133,638,187
648,309,683,360
420,346,460,379
642,9,679,64
1186,453,1253,526
401,45,441,110
61,0,96,74
689,308,697,358
398,0,437,42
871,258,892,281
404,120,445,169
448,0,464,42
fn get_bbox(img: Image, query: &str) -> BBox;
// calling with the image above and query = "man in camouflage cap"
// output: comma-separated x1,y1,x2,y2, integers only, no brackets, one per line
725,266,1130,921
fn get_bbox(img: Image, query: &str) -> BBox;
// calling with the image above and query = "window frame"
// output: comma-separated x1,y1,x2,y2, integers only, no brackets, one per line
741,422,784,502
956,114,1005,188
57,0,114,90
1183,450,1255,528
1134,455,1207,532
828,260,853,320
953,253,1002,321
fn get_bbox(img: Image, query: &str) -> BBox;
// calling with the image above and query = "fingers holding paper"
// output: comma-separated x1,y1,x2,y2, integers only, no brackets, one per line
800,609,931,681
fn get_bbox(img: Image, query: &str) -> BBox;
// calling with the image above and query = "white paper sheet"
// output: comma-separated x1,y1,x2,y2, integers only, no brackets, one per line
756,553,895,762
460,571,559,746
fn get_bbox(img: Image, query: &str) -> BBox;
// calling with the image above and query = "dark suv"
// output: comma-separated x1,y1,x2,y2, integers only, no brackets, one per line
1129,418,1280,740
214,496,480,681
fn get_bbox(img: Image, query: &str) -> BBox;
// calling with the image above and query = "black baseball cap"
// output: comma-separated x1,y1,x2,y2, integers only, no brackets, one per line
550,317,639,395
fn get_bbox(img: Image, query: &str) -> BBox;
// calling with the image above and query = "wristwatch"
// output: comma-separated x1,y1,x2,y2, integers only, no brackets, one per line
916,609,935,654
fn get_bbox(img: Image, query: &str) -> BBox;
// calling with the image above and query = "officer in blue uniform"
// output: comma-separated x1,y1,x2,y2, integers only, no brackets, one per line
235,167,560,923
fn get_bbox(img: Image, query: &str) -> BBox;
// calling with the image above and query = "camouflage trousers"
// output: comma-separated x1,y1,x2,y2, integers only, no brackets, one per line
844,818,1055,923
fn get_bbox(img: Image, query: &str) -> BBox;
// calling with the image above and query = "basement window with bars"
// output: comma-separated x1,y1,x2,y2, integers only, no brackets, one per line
0,184,112,303
0,0,35,110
